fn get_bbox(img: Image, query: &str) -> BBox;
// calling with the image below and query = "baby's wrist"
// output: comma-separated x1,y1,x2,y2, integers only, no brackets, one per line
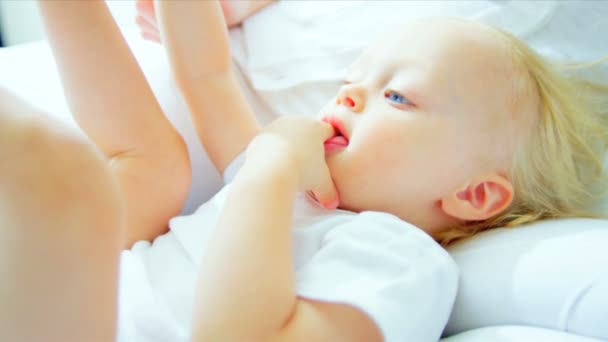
236,159,299,196
240,136,299,187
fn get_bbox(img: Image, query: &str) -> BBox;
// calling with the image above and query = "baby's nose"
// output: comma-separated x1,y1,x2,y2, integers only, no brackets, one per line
336,85,365,112
337,96,356,108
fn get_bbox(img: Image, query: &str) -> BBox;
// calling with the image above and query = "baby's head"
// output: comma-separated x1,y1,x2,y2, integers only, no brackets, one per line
319,17,607,245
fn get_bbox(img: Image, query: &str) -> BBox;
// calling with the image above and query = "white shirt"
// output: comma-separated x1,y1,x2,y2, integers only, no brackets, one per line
118,156,458,341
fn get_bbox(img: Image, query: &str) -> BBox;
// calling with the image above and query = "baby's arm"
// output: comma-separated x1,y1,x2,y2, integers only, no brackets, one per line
192,117,380,341
38,0,191,247
156,1,260,175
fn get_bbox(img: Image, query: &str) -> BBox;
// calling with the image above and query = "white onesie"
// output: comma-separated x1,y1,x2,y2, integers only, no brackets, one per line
117,156,458,342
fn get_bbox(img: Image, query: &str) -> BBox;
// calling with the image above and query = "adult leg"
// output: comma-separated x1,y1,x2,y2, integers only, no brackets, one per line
0,88,123,340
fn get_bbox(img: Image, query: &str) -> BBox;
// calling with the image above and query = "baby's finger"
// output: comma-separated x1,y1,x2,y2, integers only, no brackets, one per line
318,121,336,141
312,165,339,210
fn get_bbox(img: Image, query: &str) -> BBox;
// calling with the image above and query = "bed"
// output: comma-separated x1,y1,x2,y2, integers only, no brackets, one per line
1,1,607,341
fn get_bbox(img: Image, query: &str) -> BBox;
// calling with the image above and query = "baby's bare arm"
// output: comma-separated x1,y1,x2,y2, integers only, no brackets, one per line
156,1,260,175
191,119,380,341
38,0,190,247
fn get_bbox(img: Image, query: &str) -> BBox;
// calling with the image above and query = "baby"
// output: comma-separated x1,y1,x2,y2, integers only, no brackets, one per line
1,1,606,341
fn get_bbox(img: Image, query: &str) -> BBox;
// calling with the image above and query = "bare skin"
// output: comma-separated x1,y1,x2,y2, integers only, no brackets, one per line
0,87,123,341
1,1,536,341
318,18,535,235
135,0,274,43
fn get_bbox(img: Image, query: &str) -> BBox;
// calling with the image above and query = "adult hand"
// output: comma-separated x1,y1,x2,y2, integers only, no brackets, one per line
135,0,161,43
247,116,339,209
135,0,273,44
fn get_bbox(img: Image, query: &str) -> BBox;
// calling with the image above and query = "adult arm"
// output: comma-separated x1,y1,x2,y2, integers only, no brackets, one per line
136,0,275,43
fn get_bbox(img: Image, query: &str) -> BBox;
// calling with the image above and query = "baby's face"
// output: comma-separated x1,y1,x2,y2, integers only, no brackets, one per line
319,18,535,234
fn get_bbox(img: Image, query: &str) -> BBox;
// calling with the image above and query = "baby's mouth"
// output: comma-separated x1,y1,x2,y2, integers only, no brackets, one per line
322,117,349,152
324,133,349,152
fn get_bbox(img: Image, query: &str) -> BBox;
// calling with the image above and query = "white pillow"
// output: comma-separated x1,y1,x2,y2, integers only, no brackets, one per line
441,325,602,342
445,218,608,340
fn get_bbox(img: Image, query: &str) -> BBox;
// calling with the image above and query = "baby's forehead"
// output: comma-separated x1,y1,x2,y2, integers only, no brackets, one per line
359,18,533,128
381,18,507,64
351,18,516,84
356,19,519,96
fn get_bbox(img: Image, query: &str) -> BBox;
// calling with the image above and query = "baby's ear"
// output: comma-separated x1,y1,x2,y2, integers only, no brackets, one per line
441,173,513,222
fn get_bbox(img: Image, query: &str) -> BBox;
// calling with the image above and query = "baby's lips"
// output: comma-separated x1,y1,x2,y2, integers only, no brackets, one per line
321,115,349,142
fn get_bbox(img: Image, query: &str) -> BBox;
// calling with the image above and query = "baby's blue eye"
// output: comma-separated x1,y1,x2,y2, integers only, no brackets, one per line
384,90,410,105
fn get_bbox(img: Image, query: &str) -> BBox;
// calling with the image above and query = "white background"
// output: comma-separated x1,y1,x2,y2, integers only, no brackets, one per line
0,0,137,46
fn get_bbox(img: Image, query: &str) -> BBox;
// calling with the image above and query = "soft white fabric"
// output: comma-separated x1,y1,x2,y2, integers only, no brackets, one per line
445,219,608,340
118,156,458,342
442,325,603,342
118,233,192,341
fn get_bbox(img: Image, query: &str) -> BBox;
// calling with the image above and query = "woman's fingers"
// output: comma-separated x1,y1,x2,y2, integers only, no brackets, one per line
136,15,160,42
135,0,160,43
135,15,157,34
135,0,156,25
142,32,161,44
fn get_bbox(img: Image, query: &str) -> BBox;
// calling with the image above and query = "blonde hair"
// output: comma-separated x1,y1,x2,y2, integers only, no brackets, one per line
438,28,608,246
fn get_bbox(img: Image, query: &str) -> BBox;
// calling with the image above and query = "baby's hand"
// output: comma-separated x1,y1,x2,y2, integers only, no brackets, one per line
246,116,339,209
135,0,271,44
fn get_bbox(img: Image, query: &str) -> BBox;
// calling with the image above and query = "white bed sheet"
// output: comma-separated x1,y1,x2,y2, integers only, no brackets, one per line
442,326,603,342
